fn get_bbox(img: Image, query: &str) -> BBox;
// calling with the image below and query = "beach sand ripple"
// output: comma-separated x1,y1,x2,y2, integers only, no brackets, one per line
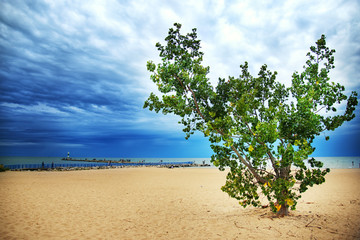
0,168,359,239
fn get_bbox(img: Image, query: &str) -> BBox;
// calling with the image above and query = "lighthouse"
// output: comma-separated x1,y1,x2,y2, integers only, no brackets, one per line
67,152,70,159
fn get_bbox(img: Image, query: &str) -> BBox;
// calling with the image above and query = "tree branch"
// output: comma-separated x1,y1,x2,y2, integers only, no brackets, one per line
240,116,279,177
256,168,276,177
230,145,266,184
174,74,206,120
174,74,267,183
314,106,326,114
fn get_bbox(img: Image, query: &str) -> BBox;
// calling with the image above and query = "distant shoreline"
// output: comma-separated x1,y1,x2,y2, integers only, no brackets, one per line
1,156,359,169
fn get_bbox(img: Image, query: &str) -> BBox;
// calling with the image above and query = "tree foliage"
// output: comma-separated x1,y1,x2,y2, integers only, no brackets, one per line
144,23,358,216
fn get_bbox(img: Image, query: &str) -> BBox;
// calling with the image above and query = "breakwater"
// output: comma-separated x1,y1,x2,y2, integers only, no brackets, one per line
3,161,198,170
62,157,211,167
62,157,132,163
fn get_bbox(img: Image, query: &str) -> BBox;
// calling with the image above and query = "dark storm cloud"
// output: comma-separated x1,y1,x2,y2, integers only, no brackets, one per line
0,0,141,113
0,0,147,155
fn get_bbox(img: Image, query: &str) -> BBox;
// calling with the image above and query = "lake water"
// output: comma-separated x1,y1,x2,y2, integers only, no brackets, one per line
0,156,359,169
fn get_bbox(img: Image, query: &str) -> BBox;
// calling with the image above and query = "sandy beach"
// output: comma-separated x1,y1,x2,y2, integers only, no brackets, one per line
0,168,359,239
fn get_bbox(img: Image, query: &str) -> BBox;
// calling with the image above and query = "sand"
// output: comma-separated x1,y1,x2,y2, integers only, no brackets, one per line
0,168,359,240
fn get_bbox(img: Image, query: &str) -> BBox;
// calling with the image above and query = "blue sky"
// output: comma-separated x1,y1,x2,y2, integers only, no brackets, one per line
0,0,359,157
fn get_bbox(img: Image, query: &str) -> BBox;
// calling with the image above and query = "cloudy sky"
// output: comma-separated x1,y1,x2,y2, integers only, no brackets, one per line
1,0,359,158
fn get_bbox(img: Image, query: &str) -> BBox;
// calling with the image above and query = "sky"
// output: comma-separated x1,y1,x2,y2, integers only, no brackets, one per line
0,0,359,158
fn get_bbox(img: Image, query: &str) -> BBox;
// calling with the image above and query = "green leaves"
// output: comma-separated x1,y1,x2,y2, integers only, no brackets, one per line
209,111,216,118
222,166,261,208
144,23,358,216
146,61,156,72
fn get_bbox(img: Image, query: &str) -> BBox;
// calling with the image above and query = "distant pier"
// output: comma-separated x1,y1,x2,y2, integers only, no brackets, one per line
62,157,132,164
2,158,210,171
61,157,210,168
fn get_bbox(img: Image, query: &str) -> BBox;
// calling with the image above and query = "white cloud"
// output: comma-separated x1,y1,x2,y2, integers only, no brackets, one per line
0,142,38,146
66,106,88,115
1,103,69,116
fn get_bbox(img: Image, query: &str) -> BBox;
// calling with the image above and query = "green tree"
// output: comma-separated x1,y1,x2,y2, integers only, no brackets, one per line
144,23,358,216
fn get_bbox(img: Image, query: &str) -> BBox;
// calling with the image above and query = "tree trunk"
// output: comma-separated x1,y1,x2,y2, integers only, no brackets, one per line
277,203,289,217
275,166,291,216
